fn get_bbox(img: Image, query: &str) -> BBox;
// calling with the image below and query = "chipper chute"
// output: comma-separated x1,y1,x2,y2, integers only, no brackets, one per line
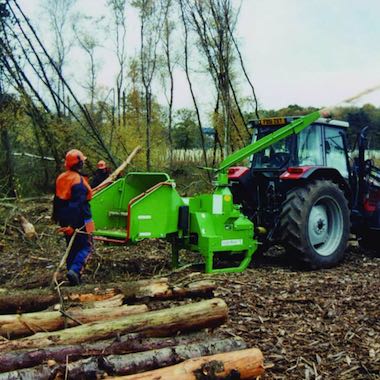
90,111,322,273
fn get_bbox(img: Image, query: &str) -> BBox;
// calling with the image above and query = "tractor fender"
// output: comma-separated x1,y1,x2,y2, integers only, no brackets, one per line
280,166,351,201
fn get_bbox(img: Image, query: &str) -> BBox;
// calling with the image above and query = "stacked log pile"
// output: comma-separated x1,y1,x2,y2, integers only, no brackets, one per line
0,278,264,379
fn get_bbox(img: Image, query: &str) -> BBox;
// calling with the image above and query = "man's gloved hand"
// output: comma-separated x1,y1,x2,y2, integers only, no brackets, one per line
58,226,75,236
84,219,95,234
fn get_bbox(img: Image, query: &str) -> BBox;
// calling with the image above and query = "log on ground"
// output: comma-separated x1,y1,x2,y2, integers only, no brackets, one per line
0,365,56,380
0,359,100,380
109,348,265,380
0,338,247,380
0,298,228,351
0,278,216,314
0,304,147,338
0,287,119,314
0,332,208,373
100,337,247,376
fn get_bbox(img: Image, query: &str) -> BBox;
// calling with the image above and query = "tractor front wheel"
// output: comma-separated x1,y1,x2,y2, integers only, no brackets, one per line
279,180,350,269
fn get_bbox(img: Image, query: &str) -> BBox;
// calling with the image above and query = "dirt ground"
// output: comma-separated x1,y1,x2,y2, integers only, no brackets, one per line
0,200,379,379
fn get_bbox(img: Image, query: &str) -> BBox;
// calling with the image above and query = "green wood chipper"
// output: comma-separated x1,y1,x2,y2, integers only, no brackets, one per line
91,112,325,273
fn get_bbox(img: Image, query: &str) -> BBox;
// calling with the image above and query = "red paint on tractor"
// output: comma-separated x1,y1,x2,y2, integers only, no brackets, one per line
280,166,314,180
228,166,249,179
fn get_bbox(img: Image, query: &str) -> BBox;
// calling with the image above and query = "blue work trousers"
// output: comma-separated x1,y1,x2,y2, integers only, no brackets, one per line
65,233,93,274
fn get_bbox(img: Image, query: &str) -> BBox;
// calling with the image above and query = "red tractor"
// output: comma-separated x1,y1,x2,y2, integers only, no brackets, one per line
229,116,380,268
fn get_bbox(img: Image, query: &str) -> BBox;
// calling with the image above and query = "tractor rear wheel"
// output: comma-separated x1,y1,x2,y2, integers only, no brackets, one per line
279,180,350,269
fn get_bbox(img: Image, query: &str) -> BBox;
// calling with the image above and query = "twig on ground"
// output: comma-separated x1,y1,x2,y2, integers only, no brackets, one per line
59,309,83,326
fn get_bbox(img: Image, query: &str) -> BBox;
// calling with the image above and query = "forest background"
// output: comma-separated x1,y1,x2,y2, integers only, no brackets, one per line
1,0,380,197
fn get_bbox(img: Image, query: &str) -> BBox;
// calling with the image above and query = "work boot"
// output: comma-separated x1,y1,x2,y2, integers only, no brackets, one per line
66,270,80,286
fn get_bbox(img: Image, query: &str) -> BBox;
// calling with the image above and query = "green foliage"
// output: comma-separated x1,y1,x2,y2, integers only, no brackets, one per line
332,105,380,149
172,109,200,150
171,109,214,150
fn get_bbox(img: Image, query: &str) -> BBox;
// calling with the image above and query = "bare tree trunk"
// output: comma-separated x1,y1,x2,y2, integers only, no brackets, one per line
227,21,260,119
138,0,164,171
179,0,210,178
161,0,174,169
108,0,127,130
122,89,126,129
1,128,16,197
31,123,50,191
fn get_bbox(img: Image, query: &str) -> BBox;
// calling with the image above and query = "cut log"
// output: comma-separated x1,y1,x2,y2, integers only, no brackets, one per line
0,291,58,314
120,279,216,302
42,337,246,379
110,348,265,380
0,359,100,380
100,338,247,376
66,289,120,303
0,287,120,314
78,294,125,309
0,332,207,372
0,278,216,314
0,304,147,338
0,298,227,351
0,365,56,380
0,338,246,379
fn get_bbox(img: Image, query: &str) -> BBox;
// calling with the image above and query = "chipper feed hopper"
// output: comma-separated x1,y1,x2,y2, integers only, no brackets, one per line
91,112,323,273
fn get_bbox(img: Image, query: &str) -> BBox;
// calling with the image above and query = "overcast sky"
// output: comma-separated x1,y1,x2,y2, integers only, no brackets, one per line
17,0,380,110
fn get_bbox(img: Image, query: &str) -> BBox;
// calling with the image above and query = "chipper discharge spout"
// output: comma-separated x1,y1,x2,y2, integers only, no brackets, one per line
91,111,322,274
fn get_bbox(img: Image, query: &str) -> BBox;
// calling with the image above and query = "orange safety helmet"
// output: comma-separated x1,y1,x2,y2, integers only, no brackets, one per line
97,160,106,169
65,149,86,170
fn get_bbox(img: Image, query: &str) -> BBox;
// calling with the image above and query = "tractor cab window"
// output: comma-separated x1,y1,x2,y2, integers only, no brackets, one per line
297,125,323,166
324,127,349,178
251,127,293,169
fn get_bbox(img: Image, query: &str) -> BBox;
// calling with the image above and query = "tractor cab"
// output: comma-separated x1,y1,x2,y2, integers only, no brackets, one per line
249,116,350,178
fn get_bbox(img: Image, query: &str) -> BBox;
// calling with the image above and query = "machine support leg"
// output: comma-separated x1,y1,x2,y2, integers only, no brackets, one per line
171,241,179,269
205,251,214,274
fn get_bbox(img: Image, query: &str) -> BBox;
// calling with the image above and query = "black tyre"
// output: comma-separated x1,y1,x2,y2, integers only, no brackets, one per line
279,180,350,269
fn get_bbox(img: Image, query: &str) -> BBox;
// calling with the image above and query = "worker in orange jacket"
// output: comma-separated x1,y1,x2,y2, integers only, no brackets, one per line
52,149,95,286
